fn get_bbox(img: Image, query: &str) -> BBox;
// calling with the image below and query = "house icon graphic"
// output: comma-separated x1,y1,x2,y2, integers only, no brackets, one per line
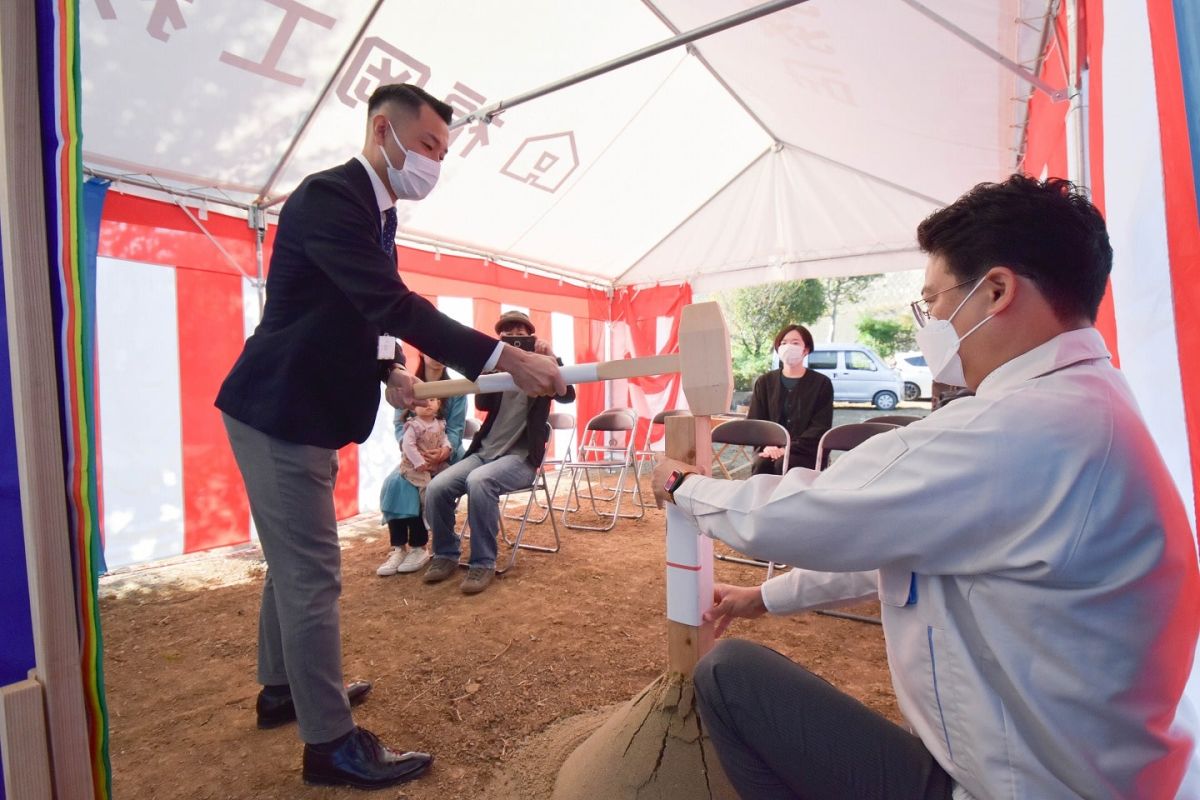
500,132,580,194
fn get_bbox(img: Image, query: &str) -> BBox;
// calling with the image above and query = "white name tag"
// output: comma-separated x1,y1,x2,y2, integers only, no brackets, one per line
377,334,397,360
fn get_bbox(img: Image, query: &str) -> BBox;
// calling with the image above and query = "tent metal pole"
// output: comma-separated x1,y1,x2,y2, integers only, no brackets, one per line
897,0,1069,103
451,0,810,129
1064,0,1088,188
83,167,253,214
250,205,268,317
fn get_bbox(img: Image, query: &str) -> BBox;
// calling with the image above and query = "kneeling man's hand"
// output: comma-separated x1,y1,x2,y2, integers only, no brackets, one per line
704,583,767,638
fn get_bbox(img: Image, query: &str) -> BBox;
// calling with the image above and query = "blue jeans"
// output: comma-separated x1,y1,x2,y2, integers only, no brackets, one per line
426,453,536,569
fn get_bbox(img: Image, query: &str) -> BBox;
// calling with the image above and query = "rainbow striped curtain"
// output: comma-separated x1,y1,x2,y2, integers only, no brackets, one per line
35,0,110,796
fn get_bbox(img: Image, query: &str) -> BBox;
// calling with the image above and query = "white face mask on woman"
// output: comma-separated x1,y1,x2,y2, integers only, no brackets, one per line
776,343,808,366
380,121,441,200
914,278,994,386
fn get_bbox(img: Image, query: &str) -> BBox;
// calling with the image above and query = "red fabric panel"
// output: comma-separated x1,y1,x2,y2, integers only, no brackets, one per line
1084,0,1120,364
608,284,694,447
473,299,501,343
175,268,251,552
99,192,267,279
335,444,359,520
1149,0,1200,518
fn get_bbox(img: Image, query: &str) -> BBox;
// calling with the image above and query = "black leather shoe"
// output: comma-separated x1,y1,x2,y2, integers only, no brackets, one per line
256,680,372,729
302,727,433,789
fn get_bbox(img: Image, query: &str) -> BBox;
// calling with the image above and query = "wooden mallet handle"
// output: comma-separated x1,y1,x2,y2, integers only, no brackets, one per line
413,353,680,400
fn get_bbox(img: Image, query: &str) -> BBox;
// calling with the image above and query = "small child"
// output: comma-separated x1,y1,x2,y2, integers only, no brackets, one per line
399,398,451,489
377,399,450,576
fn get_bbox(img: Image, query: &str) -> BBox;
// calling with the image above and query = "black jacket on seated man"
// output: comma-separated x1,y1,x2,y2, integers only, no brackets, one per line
216,158,497,449
469,360,576,468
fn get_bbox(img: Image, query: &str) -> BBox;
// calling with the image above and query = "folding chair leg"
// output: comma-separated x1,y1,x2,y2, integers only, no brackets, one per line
498,475,561,575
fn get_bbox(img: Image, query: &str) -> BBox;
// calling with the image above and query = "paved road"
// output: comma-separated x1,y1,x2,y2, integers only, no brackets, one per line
832,400,931,425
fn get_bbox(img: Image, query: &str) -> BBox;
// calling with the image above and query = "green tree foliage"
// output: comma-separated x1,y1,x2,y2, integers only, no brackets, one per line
716,280,826,391
822,275,881,340
856,314,917,359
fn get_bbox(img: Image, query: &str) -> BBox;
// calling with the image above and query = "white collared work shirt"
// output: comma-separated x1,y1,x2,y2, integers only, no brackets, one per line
675,328,1200,799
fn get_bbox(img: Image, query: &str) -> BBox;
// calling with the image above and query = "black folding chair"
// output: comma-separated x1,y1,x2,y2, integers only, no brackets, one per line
710,419,790,578
812,421,899,624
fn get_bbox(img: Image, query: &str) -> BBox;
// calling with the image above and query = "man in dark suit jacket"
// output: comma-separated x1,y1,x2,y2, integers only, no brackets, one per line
216,83,564,791
422,310,575,596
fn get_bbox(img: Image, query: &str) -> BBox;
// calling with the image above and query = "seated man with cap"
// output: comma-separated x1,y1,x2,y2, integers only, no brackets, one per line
422,310,576,595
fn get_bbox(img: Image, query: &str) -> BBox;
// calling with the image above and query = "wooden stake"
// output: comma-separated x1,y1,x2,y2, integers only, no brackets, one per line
0,2,95,797
665,414,715,678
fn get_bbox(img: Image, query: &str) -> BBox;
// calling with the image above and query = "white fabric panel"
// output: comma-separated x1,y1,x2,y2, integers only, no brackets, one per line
625,146,935,287
357,387,396,517
96,258,185,567
241,277,262,342
550,311,577,457
437,296,476,418
1102,1,1195,531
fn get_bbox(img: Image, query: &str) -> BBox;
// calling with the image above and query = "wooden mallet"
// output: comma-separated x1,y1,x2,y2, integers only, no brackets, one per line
412,300,730,405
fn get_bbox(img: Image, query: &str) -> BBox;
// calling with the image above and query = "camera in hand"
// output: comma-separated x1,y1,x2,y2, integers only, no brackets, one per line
501,334,537,352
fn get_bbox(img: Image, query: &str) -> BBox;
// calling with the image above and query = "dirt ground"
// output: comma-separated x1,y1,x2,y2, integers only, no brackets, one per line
100,480,896,799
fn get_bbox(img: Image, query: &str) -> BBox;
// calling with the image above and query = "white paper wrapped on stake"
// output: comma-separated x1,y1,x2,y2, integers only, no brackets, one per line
665,503,714,627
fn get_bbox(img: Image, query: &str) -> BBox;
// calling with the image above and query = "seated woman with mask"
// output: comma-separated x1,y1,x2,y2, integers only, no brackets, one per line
747,324,833,474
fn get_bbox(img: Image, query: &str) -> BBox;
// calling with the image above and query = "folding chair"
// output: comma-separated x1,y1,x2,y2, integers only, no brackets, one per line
709,419,790,578
815,421,899,471
495,422,562,574
509,411,575,523
811,421,900,624
560,409,644,531
865,414,922,427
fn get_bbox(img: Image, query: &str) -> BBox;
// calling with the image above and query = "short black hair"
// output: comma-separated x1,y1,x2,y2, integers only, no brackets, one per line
773,324,814,353
367,83,452,125
916,174,1112,323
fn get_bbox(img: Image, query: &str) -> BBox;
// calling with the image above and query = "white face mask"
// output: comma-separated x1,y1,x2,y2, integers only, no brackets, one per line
777,343,807,366
380,121,440,200
914,278,994,386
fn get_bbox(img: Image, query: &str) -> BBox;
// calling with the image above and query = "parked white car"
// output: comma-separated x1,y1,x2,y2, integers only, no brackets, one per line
806,343,905,410
893,351,933,401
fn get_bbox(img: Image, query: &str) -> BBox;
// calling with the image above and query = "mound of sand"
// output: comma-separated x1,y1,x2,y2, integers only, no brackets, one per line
551,673,736,800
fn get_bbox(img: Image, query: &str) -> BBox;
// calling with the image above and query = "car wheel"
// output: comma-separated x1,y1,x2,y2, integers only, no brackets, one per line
903,382,920,401
873,391,899,410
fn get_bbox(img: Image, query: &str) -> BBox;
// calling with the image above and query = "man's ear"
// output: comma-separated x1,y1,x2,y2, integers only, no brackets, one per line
983,266,1018,315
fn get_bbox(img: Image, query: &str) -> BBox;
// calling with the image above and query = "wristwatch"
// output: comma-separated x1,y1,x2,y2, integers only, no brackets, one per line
663,469,695,502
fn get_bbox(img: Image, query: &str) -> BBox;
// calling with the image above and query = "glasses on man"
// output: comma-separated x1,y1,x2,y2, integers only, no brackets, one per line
910,277,976,328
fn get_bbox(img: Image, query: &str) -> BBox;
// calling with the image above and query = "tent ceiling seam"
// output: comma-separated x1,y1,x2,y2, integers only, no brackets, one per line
662,244,923,284
613,146,773,285
255,0,388,205
638,0,784,144
774,141,949,207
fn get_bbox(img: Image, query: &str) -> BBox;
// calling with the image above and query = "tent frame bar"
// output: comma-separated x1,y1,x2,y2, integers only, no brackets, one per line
451,0,810,129
897,0,1069,103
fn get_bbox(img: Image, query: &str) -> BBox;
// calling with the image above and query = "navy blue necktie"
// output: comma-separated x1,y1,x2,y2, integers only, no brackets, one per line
381,207,397,257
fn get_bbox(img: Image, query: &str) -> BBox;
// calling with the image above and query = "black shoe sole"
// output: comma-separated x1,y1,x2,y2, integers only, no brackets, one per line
302,758,433,789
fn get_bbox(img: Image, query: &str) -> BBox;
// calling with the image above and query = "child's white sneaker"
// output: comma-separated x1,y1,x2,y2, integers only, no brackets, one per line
376,547,406,576
396,547,431,574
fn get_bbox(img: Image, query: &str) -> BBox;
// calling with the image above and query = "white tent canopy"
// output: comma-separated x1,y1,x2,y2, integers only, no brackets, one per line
81,0,1055,291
